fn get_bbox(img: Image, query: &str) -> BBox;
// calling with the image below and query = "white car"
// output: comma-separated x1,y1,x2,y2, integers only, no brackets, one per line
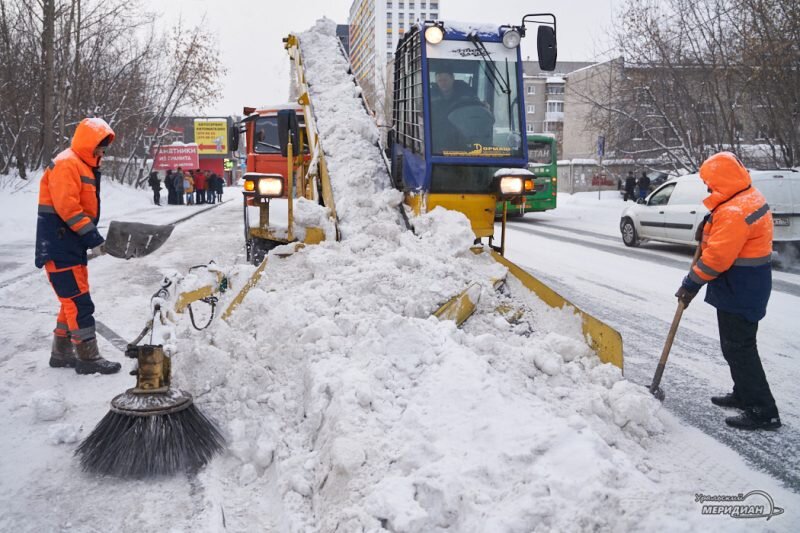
620,170,800,252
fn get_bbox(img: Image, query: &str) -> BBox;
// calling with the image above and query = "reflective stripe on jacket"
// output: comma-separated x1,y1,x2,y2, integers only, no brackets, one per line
35,118,115,268
682,152,772,322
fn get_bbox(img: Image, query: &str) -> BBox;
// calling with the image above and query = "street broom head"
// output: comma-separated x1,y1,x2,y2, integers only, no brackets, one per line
76,345,225,478
76,389,225,478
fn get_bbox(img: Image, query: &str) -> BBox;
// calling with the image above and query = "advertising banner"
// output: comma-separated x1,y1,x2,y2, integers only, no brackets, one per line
153,144,199,170
194,119,228,155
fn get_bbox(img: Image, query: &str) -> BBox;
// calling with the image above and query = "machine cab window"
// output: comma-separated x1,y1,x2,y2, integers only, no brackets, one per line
427,39,522,159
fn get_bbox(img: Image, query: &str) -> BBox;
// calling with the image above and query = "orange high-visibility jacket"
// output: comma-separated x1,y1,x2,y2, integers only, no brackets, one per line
682,152,773,321
35,118,115,268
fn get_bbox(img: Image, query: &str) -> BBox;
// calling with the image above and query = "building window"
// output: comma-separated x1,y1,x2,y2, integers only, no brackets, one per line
420,12,426,19
527,105,535,113
430,12,438,18
399,21,405,29
546,85,564,95
527,123,534,133
387,21,392,29
546,101,564,113
398,1,405,8
387,1,392,7
527,85,535,95
409,1,415,7
430,2,438,9
421,1,426,7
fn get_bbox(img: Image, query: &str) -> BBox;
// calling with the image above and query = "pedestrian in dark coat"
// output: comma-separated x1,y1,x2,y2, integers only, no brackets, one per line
165,170,176,204
624,171,636,201
174,167,184,205
147,171,162,206
638,171,651,200
675,152,780,430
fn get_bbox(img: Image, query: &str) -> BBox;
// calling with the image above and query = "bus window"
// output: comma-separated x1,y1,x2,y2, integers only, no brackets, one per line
528,141,553,165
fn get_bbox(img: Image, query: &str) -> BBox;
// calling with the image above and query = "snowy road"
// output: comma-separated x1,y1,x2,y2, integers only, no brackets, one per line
500,198,800,492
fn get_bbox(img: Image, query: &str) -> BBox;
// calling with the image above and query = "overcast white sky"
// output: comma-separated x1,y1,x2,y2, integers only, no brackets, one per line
144,0,617,116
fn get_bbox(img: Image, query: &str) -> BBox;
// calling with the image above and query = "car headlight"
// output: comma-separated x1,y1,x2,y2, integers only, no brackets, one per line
502,29,521,49
257,177,284,198
425,25,444,44
499,176,524,197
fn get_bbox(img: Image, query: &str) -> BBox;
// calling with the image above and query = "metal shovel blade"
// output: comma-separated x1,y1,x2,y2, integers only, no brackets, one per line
105,221,174,259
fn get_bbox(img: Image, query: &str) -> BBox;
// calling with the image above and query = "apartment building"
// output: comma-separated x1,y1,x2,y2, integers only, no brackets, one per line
521,61,595,157
348,0,441,111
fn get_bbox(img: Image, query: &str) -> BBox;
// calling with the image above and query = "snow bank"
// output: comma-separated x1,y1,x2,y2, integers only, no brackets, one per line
157,18,736,532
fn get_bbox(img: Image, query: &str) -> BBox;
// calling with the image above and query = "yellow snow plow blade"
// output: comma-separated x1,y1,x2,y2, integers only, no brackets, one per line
492,251,624,371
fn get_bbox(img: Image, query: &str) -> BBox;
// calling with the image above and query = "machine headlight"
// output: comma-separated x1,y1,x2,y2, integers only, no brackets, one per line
425,25,444,44
499,176,524,197
257,177,284,198
502,29,521,49
243,179,256,192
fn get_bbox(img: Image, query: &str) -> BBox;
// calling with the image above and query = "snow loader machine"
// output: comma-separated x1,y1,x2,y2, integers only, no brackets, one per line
230,16,623,370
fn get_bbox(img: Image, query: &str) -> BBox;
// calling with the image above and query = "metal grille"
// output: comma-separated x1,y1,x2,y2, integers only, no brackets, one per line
392,29,424,154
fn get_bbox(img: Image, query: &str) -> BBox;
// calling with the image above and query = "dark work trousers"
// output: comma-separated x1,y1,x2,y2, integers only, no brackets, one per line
153,190,161,205
717,309,778,417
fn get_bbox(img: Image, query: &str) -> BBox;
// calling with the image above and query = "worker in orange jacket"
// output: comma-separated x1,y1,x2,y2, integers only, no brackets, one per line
676,152,780,430
35,117,121,375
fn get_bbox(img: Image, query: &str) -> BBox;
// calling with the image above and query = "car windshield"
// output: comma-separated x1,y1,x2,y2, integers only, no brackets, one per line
427,40,522,159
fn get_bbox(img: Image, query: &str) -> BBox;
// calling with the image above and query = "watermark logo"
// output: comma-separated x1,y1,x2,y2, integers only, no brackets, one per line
695,490,784,521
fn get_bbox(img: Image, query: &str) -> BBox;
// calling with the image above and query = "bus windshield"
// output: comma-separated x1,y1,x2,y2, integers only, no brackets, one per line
427,40,522,159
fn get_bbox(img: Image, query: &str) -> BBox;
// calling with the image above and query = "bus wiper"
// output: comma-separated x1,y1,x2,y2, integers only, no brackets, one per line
467,32,511,95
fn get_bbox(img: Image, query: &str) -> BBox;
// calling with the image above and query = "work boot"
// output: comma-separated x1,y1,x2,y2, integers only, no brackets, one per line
725,408,781,431
75,338,121,375
49,335,77,368
711,392,744,410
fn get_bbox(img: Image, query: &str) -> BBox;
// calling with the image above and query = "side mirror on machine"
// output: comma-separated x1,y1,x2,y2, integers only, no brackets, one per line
229,123,240,153
277,109,300,157
537,26,557,71
521,13,558,72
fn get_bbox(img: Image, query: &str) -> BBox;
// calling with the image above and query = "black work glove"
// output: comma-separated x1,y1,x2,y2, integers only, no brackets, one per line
675,286,697,308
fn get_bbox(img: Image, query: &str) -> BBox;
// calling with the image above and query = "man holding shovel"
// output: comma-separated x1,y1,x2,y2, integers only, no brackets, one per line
675,152,780,430
35,117,122,375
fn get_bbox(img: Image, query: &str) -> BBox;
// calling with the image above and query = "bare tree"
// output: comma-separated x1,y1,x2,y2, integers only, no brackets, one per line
574,0,799,172
0,0,226,185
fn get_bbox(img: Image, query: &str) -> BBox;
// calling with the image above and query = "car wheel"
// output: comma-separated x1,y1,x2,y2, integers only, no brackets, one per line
621,218,640,247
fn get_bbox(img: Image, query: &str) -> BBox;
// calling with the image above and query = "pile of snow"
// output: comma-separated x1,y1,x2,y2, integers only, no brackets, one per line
157,18,738,531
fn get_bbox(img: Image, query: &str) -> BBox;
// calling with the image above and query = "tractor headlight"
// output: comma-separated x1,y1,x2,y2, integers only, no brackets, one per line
425,25,444,44
243,173,284,200
499,176,524,197
257,177,284,198
502,29,521,49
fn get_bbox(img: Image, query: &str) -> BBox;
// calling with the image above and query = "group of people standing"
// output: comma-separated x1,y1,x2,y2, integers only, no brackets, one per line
623,171,652,201
147,168,225,206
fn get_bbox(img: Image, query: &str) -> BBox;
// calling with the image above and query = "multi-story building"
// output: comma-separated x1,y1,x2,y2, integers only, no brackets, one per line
348,0,441,112
520,61,595,157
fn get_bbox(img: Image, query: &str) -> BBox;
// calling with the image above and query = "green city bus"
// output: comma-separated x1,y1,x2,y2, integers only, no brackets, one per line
496,133,557,216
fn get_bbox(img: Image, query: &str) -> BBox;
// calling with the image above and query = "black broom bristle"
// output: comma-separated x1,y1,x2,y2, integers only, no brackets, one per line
76,404,226,478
